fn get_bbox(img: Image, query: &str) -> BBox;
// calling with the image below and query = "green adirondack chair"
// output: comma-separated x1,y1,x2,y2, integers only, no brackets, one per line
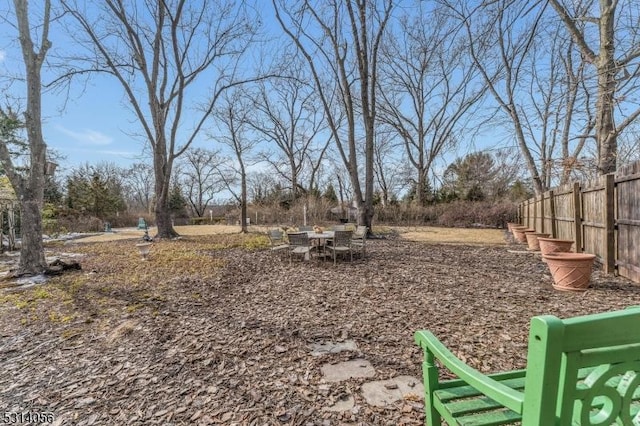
414,307,640,425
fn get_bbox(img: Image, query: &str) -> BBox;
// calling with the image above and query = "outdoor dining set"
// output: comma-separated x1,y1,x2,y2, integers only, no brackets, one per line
267,225,368,264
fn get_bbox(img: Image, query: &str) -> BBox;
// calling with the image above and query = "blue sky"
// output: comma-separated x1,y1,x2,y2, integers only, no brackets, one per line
0,1,523,187
46,79,147,168
1,47,152,171
0,2,257,175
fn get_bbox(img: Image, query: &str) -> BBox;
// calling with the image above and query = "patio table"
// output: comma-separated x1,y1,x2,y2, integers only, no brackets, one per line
306,231,334,260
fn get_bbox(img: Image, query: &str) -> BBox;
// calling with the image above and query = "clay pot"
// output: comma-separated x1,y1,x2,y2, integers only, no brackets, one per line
543,252,596,291
538,237,574,256
511,225,527,238
506,222,521,232
525,232,550,251
513,227,534,243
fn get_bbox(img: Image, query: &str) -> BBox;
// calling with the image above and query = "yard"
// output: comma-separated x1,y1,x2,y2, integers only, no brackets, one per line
0,226,638,425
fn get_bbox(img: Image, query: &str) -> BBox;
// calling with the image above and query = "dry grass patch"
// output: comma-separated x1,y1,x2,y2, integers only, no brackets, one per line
1,233,268,328
77,224,244,243
396,225,506,245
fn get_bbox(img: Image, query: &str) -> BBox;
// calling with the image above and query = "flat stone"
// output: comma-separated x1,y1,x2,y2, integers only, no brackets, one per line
322,394,355,412
15,274,48,285
310,340,358,356
361,376,424,407
320,359,375,382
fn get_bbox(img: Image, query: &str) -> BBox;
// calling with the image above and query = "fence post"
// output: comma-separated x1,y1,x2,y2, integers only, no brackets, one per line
604,173,615,274
549,190,556,238
539,193,545,233
573,182,582,253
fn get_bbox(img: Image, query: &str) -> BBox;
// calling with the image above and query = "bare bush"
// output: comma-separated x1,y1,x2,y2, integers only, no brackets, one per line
436,201,517,228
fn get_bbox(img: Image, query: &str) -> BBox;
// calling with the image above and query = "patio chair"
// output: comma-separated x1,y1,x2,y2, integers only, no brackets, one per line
268,229,289,258
351,226,367,259
287,232,311,263
326,230,353,265
327,225,346,248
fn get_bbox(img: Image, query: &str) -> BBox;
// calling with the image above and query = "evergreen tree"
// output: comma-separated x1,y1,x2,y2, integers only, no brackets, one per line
168,182,188,218
323,184,338,203
65,164,127,218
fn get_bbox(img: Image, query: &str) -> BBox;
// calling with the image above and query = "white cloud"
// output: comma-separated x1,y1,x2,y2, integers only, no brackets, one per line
0,50,5,62
56,125,113,146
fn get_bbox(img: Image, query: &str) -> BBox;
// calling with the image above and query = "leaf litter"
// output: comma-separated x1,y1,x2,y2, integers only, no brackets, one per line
0,231,638,425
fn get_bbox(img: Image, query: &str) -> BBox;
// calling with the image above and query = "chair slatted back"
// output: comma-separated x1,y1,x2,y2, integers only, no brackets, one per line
269,229,285,244
332,230,353,247
522,307,640,424
287,232,309,248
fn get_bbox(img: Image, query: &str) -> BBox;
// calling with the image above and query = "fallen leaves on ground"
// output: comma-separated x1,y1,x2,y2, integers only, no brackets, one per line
0,231,638,425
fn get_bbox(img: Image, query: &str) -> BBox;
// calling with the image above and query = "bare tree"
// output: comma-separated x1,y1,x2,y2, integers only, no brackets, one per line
518,22,594,187
443,0,552,195
273,0,393,231
246,61,331,200
212,90,258,233
179,147,225,217
123,162,154,214
378,4,487,205
0,1,51,276
60,0,258,238
372,132,406,207
549,0,640,174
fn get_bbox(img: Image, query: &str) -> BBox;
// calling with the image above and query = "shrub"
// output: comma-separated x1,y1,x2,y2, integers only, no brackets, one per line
57,215,103,233
436,200,517,228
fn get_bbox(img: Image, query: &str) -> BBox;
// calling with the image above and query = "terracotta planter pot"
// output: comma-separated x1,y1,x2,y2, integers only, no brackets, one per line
511,225,527,237
538,237,574,256
543,252,596,291
525,232,550,251
513,227,534,243
506,222,521,232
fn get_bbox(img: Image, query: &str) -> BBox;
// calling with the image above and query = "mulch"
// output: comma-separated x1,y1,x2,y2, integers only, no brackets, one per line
1,231,638,425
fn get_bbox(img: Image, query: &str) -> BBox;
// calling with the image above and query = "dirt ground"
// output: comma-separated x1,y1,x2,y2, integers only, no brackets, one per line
0,227,638,425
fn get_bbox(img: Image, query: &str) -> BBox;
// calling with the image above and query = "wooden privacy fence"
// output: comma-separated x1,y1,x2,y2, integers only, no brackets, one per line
519,161,640,284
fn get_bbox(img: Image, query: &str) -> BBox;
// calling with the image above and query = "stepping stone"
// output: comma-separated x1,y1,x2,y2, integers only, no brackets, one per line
320,359,376,382
310,340,358,356
322,394,355,412
361,376,424,407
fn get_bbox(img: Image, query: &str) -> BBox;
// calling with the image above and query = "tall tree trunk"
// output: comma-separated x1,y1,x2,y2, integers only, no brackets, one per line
18,197,47,274
596,0,617,174
240,171,248,233
153,147,178,239
154,196,176,239
11,0,51,275
549,0,623,175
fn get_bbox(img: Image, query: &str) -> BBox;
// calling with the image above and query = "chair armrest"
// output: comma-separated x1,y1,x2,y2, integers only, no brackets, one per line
414,330,524,413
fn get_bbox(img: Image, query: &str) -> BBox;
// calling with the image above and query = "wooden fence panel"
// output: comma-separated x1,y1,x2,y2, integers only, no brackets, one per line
553,183,577,242
535,196,543,231
616,163,640,282
519,161,640,282
581,176,607,262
